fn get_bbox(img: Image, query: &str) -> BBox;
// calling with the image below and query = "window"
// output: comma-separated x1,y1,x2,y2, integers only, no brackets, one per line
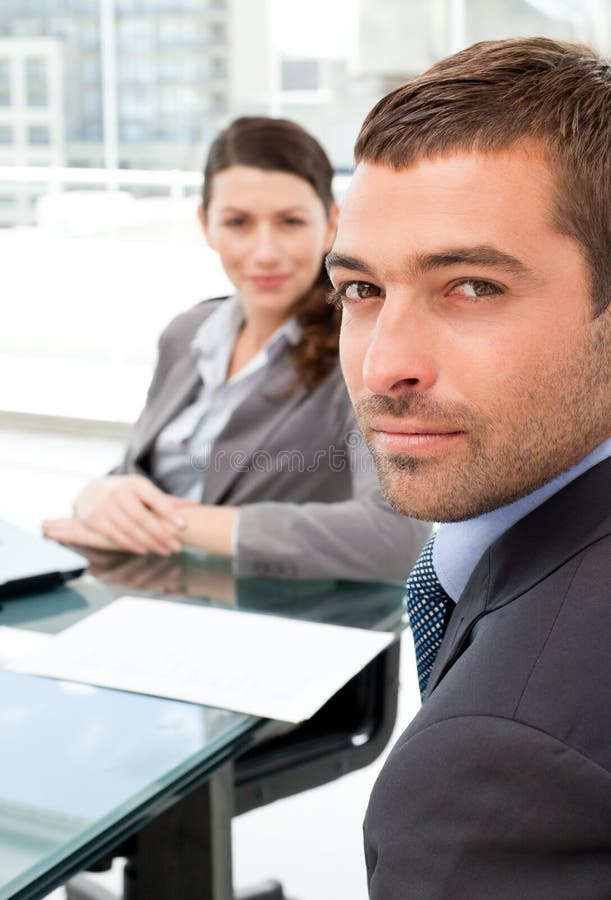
0,59,11,106
0,124,13,143
210,22,225,42
159,15,191,42
282,59,319,91
211,57,226,79
119,56,155,84
82,55,101,84
28,124,50,145
119,120,147,143
82,88,102,117
81,20,100,48
81,119,103,140
119,17,154,46
25,56,49,107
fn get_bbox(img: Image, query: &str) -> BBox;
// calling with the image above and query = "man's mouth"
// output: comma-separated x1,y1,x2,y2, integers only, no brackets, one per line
369,420,463,453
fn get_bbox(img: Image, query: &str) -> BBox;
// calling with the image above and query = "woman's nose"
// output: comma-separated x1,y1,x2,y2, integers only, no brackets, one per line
252,225,282,265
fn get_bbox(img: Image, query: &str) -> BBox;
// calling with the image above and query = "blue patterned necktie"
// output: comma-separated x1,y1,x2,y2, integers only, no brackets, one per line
405,536,452,698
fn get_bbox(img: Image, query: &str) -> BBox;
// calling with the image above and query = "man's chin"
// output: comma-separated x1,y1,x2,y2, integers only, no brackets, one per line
373,456,438,520
373,454,495,523
370,449,423,475
377,476,468,522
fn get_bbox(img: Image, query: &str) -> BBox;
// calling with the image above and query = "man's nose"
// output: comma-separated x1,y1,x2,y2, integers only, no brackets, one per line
362,295,438,395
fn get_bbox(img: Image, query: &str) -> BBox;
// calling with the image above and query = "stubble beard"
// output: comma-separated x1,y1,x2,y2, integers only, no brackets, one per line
357,313,611,523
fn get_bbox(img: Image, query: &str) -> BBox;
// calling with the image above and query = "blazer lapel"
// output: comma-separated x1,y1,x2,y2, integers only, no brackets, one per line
426,456,611,697
202,354,308,506
132,350,202,467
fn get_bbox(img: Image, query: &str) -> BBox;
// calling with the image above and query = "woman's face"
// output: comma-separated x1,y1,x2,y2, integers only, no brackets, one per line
200,165,338,323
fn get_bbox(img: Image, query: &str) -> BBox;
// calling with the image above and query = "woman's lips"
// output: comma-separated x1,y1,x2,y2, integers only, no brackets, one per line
249,274,290,289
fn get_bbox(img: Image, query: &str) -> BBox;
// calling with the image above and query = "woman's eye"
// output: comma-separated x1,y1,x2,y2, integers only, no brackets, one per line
344,282,380,301
449,279,503,300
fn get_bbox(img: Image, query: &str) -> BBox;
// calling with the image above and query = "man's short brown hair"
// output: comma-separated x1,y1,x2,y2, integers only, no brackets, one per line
355,37,611,315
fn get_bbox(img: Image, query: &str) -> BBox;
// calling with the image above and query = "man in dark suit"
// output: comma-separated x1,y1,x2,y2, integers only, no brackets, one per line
327,37,611,899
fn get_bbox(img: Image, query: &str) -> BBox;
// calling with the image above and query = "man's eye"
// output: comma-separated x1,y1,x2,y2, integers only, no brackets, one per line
344,282,380,301
284,216,305,226
224,218,247,227
449,279,503,300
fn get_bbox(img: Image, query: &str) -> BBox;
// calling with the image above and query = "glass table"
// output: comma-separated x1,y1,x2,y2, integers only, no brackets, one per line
0,550,406,900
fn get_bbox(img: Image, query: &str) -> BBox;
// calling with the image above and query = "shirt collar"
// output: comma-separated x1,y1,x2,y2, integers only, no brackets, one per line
433,437,611,602
191,294,244,359
192,294,301,360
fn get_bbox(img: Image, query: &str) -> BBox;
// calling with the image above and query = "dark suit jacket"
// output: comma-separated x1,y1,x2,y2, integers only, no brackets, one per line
113,298,431,581
364,456,611,899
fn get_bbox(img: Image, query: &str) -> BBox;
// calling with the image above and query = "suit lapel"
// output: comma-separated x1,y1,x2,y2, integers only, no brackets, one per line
132,350,202,467
426,456,611,697
201,353,308,506
425,559,490,696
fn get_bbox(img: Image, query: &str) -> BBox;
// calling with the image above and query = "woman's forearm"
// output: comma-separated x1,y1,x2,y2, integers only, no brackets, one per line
180,505,239,557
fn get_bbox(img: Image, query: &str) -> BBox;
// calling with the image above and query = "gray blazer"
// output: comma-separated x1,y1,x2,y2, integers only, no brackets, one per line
113,298,431,581
364,456,611,899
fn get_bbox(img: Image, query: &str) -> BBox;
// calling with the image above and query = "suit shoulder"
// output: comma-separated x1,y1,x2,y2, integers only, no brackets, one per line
365,713,611,900
158,296,231,352
314,357,351,404
370,712,611,846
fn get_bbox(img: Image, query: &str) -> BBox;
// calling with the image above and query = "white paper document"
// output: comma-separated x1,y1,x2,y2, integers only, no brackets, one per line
0,625,52,666
8,596,394,723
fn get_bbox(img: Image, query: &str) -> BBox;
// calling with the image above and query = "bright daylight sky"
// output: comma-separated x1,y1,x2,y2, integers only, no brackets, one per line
272,0,358,58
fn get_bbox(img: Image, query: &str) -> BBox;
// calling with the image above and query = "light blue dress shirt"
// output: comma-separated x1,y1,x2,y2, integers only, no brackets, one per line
434,436,611,602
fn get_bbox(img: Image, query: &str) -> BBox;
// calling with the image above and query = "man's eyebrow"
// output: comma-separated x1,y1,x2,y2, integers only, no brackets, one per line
412,246,536,279
325,253,375,276
326,246,536,281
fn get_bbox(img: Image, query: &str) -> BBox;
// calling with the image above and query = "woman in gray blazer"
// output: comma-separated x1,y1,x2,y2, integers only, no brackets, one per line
43,117,430,581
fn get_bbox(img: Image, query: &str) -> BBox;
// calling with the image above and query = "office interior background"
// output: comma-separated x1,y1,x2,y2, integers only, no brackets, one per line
1,2,610,898
1,0,610,430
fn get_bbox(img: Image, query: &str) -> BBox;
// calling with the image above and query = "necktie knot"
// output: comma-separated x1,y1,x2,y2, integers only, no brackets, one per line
405,536,451,698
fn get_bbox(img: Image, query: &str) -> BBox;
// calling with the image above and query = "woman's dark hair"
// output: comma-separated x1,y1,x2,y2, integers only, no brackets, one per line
202,116,340,391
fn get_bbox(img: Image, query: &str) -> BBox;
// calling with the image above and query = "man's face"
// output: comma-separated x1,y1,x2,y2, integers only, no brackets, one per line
330,148,610,522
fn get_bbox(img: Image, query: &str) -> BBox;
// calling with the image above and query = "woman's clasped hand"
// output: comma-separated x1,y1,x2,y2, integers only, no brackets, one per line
44,475,197,556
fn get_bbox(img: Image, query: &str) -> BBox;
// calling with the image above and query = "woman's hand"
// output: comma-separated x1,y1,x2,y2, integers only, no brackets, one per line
43,477,238,559
42,516,123,551
67,475,196,556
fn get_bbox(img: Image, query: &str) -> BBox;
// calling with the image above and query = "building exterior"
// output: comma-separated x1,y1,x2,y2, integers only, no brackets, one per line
0,0,609,227
0,36,66,226
0,0,230,173
0,37,65,166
